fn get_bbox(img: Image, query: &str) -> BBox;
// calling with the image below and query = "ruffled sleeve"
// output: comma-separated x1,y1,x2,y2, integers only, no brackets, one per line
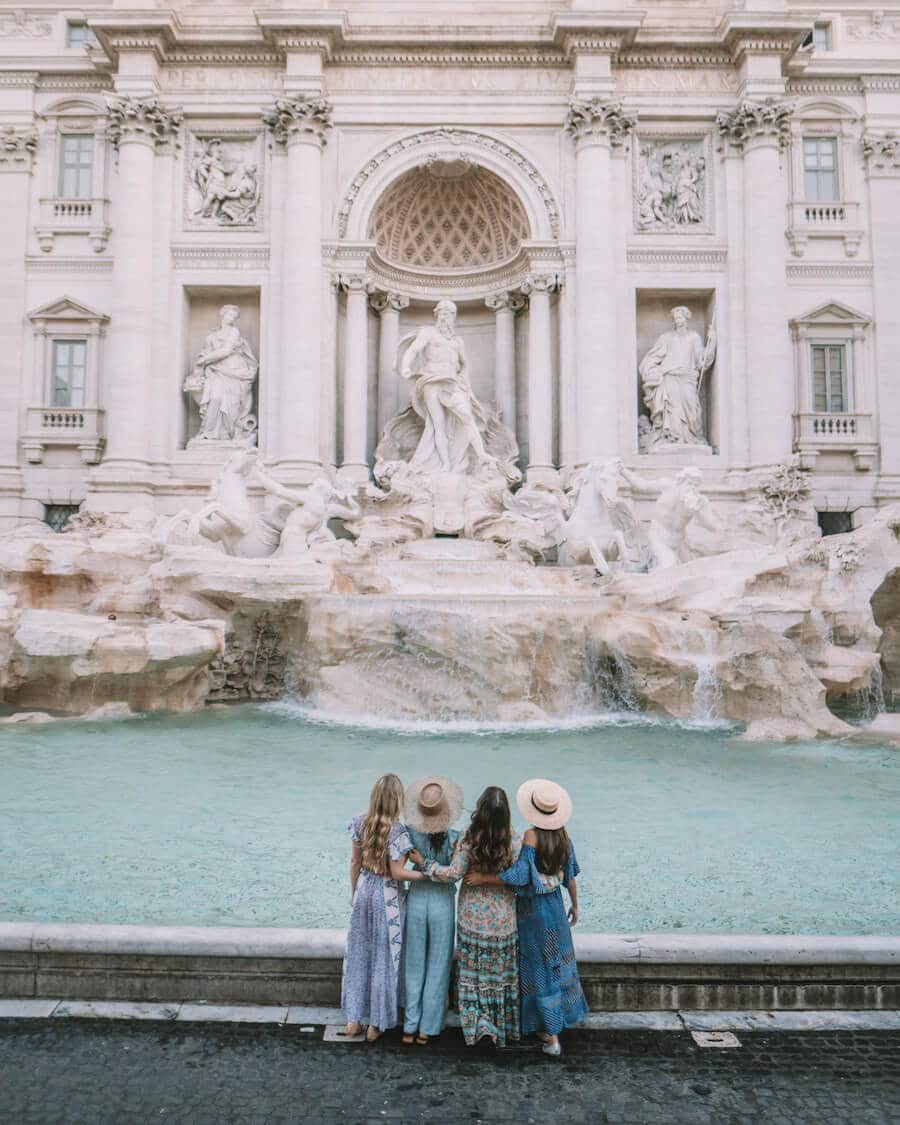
563,841,580,889
348,814,364,844
427,836,469,883
499,844,547,896
388,823,414,862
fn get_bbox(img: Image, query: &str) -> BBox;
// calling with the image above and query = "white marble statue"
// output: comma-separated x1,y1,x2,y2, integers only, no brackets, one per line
190,138,259,226
277,477,360,559
396,300,494,475
639,306,716,449
184,305,258,445
186,450,285,557
619,465,719,569
558,459,650,574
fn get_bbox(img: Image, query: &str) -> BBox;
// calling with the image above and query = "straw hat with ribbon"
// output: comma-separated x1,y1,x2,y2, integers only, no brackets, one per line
404,776,464,834
516,778,573,831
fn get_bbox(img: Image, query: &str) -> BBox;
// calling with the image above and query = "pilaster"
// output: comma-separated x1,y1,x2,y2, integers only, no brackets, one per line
522,274,560,485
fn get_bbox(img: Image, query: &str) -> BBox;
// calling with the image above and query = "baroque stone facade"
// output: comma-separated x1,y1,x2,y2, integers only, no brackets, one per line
1,2,900,530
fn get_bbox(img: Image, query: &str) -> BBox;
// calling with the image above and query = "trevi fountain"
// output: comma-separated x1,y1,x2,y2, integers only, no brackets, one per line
0,2,898,942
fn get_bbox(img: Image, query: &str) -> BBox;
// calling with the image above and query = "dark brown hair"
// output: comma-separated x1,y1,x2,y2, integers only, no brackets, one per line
463,787,513,874
533,826,571,877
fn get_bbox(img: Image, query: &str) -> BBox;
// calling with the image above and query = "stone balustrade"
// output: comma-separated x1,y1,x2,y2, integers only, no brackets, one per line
793,411,878,471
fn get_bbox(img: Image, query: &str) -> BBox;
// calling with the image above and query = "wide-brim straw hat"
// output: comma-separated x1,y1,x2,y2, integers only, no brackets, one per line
404,776,464,834
516,778,573,831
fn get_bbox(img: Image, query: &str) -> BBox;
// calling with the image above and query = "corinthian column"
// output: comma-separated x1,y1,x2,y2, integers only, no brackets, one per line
340,274,371,484
485,291,524,436
97,97,181,489
717,100,793,466
863,133,900,486
522,274,559,485
370,291,409,438
263,96,331,478
565,99,636,465
0,125,36,513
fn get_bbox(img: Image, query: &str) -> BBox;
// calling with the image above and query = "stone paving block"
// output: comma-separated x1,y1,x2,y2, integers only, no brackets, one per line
0,999,59,1018
54,1000,180,1021
583,1011,683,1031
284,1005,346,1025
680,1009,900,1032
178,1003,288,1023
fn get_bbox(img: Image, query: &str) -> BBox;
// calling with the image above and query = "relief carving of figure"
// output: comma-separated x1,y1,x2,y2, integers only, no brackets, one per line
190,138,259,226
639,306,716,449
184,305,258,445
636,141,706,230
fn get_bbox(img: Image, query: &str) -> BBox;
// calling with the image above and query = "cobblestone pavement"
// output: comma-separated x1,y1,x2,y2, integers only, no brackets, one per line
0,1020,897,1124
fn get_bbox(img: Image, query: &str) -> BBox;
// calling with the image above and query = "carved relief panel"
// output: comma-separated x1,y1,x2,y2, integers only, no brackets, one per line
633,136,712,234
184,129,264,231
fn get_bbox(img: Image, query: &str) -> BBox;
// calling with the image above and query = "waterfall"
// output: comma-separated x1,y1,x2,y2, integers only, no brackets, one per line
691,635,723,724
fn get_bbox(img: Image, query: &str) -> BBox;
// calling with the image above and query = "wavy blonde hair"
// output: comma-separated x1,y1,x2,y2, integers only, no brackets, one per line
361,773,404,875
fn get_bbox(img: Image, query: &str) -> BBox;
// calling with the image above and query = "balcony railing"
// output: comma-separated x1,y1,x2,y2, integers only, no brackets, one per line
22,406,104,464
793,411,878,471
36,197,110,253
786,200,862,257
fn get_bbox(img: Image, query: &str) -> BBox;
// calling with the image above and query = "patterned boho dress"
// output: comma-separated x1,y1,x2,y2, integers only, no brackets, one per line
342,815,414,1030
427,832,522,1046
499,841,588,1036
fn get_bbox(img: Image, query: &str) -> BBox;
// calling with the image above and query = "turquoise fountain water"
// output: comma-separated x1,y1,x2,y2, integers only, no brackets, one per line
0,703,897,934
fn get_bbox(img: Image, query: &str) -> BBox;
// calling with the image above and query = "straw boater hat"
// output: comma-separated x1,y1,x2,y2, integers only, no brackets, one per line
404,776,464,834
516,778,573,831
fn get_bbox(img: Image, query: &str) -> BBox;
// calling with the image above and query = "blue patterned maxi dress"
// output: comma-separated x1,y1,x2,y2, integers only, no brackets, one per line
342,816,414,1030
499,842,588,1036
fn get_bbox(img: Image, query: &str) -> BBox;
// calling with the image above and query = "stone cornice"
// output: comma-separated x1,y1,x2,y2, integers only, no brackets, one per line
331,47,566,68
0,124,38,173
550,13,643,58
717,13,812,66
88,14,180,68
262,95,332,148
716,98,793,151
566,98,637,149
616,48,732,70
106,96,183,151
0,71,39,89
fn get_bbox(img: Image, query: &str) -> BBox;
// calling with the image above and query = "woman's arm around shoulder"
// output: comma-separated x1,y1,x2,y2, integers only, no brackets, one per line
428,835,469,883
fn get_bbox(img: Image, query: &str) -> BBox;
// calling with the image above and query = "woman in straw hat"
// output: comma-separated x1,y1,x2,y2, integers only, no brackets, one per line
343,774,427,1042
400,777,464,1044
465,778,587,1058
423,786,522,1048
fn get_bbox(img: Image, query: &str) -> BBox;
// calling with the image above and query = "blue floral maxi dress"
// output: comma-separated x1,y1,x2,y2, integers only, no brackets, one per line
429,833,522,1047
342,816,414,1030
499,842,588,1036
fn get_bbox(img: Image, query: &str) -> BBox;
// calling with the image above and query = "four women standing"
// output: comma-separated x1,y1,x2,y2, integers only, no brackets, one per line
342,771,587,1056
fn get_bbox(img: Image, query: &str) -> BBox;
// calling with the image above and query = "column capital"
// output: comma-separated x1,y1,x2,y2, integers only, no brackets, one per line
522,273,561,296
862,132,900,178
0,124,37,172
339,273,373,295
106,96,183,151
716,98,793,152
486,291,526,313
263,95,332,148
565,97,636,150
369,291,409,314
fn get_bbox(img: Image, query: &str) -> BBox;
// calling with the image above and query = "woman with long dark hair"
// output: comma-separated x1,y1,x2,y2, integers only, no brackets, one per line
422,786,521,1047
465,779,587,1057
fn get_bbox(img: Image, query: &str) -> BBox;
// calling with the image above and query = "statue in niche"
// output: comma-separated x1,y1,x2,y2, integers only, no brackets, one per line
385,300,516,479
639,306,716,450
190,137,259,226
184,305,258,445
636,140,706,230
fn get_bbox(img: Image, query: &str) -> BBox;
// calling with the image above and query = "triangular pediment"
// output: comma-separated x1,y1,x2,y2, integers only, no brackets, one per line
27,296,108,323
790,300,871,329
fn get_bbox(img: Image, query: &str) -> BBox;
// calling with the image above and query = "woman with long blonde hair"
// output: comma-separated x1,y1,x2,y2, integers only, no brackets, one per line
343,773,425,1041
